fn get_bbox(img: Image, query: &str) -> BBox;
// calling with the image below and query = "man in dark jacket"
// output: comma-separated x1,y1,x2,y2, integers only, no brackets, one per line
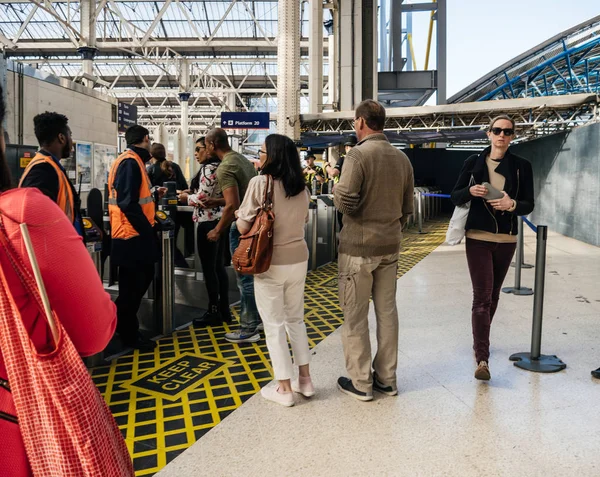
19,112,84,237
109,125,162,351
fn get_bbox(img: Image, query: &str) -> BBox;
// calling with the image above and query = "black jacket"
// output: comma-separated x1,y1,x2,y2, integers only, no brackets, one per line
111,146,160,267
451,147,534,236
148,161,188,190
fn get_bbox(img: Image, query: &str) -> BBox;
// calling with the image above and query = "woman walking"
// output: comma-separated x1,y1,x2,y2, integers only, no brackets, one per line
451,115,534,381
236,134,314,406
179,137,231,325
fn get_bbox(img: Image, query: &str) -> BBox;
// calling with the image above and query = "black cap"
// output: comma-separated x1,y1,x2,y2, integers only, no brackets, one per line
343,136,358,147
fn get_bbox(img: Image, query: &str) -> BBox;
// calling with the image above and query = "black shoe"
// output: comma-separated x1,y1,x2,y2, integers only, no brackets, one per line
219,305,233,323
193,306,223,327
592,368,600,379
337,377,373,402
124,336,156,352
373,373,398,396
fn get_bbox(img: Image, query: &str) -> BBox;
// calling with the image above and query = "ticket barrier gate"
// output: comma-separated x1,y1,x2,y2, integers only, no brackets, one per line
152,182,177,336
82,216,106,367
316,195,337,267
306,200,318,270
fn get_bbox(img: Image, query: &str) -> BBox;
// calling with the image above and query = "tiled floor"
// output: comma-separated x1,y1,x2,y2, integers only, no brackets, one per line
157,228,600,477
94,221,447,475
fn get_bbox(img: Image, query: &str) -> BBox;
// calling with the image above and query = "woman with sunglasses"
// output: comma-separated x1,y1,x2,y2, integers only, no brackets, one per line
235,134,313,406
451,115,535,381
179,138,231,326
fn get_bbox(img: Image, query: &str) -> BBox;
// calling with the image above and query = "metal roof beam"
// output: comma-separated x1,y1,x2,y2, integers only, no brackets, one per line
9,39,314,51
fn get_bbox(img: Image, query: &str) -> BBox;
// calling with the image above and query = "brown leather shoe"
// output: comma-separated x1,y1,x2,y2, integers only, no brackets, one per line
474,361,491,381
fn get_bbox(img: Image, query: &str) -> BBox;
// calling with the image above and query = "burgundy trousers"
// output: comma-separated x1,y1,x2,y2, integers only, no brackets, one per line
465,238,517,363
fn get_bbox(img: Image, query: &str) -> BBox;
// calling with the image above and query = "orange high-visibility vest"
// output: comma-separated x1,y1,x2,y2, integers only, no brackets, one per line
107,150,156,239
19,152,75,222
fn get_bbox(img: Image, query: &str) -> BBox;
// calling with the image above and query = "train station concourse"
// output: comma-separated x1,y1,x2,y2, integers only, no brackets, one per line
0,1,599,476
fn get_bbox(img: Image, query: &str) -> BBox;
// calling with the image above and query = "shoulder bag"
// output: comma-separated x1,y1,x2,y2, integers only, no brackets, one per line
0,217,134,476
232,175,275,275
445,174,475,245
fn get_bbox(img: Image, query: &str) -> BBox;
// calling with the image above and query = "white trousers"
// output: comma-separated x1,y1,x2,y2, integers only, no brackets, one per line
254,261,311,380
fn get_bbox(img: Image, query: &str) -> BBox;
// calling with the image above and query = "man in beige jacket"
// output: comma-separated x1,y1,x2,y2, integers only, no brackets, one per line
333,100,414,401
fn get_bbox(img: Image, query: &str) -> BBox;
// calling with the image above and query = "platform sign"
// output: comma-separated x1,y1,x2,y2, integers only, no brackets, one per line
120,353,234,401
118,102,138,133
221,112,270,130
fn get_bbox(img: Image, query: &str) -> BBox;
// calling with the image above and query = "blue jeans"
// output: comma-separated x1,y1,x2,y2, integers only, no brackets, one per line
230,222,261,332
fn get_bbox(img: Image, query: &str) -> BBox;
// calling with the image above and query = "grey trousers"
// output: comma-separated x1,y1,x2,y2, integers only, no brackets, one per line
338,252,400,393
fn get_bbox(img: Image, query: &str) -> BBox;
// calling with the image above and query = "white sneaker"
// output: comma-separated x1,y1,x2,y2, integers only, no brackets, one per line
261,386,294,407
292,377,315,397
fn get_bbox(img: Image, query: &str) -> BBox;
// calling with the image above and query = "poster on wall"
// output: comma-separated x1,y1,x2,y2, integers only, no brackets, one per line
75,141,93,192
93,143,118,191
61,147,77,182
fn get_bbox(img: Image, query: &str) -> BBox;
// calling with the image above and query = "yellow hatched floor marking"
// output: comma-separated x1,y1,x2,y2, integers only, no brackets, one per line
92,219,448,476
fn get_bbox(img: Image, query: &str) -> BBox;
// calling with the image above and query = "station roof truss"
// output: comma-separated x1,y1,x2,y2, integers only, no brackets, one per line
449,15,600,104
0,0,329,127
300,93,600,146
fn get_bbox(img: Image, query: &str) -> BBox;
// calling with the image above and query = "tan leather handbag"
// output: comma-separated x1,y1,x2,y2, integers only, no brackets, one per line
232,175,275,275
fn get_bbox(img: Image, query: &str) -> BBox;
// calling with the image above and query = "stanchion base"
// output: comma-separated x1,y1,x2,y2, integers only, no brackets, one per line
509,353,567,373
502,286,534,295
511,262,534,269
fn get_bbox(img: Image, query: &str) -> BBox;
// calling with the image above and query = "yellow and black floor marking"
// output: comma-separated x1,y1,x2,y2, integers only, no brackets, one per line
91,219,448,476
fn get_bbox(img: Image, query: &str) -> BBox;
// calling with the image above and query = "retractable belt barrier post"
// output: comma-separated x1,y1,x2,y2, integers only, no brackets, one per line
502,217,534,296
510,225,567,373
511,216,534,269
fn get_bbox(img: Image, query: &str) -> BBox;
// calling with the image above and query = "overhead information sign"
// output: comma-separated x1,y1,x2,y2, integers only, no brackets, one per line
118,102,138,133
221,112,270,130
120,353,234,401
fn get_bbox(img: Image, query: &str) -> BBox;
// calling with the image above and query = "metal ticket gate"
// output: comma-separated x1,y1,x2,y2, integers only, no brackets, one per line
82,216,106,367
306,200,318,270
153,182,177,336
316,195,337,268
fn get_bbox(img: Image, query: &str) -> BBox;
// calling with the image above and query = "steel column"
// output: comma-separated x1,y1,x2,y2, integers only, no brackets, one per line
309,0,324,114
379,0,388,71
277,0,301,139
436,0,447,104
79,0,97,88
391,0,403,72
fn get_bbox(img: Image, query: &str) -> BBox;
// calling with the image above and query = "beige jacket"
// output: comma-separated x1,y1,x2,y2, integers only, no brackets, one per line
333,133,414,257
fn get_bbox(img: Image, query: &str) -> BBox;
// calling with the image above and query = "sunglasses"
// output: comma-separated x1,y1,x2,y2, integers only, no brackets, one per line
490,127,515,136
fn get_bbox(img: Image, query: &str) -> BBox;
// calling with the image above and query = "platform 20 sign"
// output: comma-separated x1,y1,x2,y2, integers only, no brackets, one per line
221,112,270,130
121,353,234,401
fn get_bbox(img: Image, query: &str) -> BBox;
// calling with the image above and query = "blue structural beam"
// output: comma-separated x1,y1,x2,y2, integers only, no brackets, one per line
478,36,600,101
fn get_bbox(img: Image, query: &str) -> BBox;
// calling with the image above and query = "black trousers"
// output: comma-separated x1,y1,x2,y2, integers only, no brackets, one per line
115,262,155,343
197,220,230,313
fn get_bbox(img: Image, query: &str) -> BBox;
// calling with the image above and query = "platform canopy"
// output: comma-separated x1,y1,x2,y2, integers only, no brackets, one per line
449,15,600,103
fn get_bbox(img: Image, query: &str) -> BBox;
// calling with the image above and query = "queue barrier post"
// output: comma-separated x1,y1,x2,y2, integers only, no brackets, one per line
509,225,566,373
502,217,533,296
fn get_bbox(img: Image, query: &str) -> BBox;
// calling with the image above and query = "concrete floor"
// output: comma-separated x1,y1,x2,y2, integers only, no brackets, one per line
157,229,600,477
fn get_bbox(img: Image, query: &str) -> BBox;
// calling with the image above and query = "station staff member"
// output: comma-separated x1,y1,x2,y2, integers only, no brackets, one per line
108,125,161,351
19,112,84,237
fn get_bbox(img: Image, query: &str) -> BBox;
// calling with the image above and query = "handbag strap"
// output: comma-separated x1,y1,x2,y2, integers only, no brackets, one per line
262,175,274,210
0,214,56,343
